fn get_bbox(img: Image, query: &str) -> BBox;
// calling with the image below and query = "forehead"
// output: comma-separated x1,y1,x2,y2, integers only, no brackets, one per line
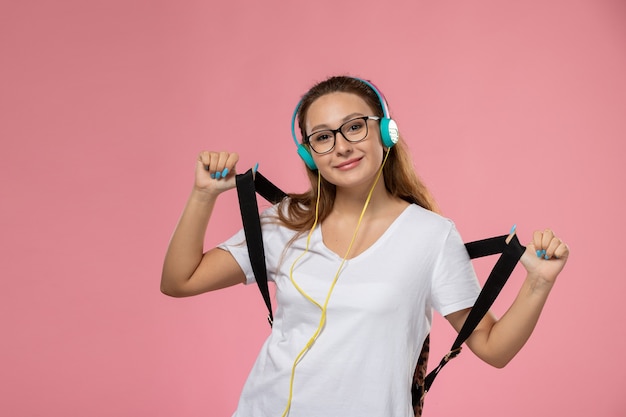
305,92,376,129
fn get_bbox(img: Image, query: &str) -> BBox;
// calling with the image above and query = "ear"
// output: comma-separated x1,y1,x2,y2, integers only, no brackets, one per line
297,144,317,170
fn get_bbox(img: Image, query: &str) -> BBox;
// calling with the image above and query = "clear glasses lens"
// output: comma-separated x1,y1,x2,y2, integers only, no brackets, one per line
308,117,369,154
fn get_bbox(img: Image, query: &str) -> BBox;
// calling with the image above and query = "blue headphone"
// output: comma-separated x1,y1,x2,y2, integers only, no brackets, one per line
290,77,399,170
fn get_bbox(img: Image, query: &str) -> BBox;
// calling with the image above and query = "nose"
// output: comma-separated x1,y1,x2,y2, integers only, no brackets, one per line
333,131,353,154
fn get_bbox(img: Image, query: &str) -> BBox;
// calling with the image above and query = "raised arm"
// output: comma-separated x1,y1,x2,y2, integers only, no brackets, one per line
446,229,569,368
160,151,246,297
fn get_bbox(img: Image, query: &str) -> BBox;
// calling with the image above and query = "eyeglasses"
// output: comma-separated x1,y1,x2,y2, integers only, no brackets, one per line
305,116,380,154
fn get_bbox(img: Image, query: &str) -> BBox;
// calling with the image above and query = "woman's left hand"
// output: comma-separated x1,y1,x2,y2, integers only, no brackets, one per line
520,229,570,284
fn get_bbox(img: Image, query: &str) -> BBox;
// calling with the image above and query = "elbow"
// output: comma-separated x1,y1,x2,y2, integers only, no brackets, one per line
160,283,178,297
490,360,509,370
160,285,176,297
160,285,188,298
485,355,514,369
160,276,188,298
472,345,515,369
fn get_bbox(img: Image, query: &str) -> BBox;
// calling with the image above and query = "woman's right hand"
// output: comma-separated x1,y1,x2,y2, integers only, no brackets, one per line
194,151,240,196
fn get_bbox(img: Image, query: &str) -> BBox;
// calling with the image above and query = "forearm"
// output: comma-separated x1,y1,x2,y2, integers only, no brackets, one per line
473,273,555,368
160,188,219,293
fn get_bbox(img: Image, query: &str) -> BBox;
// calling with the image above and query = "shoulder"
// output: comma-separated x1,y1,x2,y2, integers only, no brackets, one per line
258,202,298,239
391,204,467,256
259,202,280,219
259,198,293,224
401,204,456,233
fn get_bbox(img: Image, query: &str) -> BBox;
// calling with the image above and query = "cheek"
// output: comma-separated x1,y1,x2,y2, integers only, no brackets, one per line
369,134,386,155
310,152,331,174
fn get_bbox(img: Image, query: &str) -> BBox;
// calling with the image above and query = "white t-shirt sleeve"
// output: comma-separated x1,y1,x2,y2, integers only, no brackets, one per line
217,205,282,286
430,222,482,317
217,227,256,285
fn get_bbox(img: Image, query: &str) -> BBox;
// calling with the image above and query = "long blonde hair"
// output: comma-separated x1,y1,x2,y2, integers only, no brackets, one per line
277,76,438,231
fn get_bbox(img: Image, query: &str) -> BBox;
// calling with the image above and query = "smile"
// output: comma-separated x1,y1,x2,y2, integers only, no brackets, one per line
335,157,363,170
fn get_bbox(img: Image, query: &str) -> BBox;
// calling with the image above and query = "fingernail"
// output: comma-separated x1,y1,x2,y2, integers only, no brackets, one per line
536,250,542,257
253,162,259,174
541,249,546,256
210,173,216,179
544,254,550,260
221,168,229,177
509,224,517,235
215,172,221,179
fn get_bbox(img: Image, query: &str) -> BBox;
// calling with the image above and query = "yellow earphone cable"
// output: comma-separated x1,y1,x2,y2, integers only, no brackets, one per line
281,149,392,416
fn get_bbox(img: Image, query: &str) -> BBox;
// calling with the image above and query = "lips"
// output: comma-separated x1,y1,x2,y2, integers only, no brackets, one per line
335,157,363,170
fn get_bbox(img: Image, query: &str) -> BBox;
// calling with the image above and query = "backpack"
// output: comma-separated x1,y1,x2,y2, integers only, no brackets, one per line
235,169,525,416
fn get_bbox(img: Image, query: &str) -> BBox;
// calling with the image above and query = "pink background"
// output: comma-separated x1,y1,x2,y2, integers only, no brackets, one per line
1,0,625,416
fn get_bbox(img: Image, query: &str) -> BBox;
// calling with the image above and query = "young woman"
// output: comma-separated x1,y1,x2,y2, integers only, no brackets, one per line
161,76,569,416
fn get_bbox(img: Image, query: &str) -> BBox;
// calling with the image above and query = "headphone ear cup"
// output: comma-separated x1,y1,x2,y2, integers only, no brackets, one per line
297,144,317,170
379,118,399,148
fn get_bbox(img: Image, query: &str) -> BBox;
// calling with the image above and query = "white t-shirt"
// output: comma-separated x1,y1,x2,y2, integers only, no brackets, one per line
219,203,481,417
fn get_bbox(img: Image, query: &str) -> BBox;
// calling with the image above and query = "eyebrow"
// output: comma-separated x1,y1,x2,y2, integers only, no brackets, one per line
309,113,365,133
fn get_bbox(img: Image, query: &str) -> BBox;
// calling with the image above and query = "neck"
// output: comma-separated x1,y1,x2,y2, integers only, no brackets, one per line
332,177,392,218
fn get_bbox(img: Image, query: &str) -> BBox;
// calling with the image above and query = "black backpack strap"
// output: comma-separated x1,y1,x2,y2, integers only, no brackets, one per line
235,169,287,326
420,234,525,396
253,171,288,204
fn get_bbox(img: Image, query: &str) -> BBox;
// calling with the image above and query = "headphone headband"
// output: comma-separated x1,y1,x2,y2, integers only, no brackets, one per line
354,78,390,119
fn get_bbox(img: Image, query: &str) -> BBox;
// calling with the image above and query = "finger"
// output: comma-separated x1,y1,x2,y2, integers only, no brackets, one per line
197,152,218,180
553,241,570,260
202,151,230,179
197,151,213,168
211,152,225,176
541,229,554,251
505,224,517,244
211,152,237,180
544,236,562,259
532,229,555,259
222,152,239,179
533,230,544,257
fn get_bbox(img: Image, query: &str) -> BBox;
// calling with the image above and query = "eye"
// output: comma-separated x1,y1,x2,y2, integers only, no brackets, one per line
311,131,333,143
344,119,365,134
